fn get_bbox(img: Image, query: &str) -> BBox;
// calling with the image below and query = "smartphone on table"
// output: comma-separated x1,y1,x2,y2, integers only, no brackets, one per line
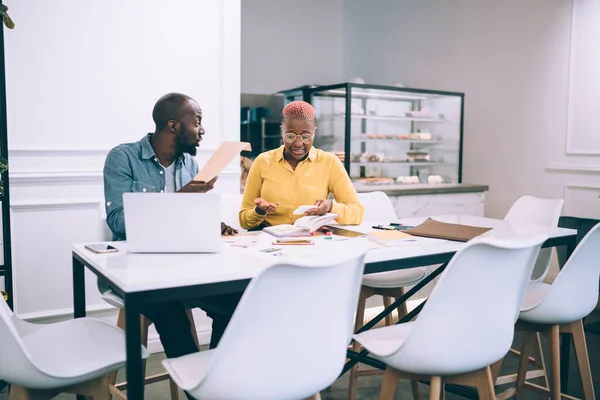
85,243,119,254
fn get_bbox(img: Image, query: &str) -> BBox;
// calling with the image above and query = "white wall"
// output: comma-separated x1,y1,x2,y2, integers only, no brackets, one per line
241,0,344,94
4,0,241,349
343,0,579,219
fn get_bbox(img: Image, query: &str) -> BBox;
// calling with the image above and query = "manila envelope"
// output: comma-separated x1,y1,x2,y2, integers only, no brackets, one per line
194,141,252,182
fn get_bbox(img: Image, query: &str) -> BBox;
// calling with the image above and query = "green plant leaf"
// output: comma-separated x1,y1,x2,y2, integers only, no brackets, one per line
1,6,15,29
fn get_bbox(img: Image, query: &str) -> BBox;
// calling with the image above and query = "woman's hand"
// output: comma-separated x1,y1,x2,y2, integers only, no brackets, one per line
304,199,333,216
254,198,279,215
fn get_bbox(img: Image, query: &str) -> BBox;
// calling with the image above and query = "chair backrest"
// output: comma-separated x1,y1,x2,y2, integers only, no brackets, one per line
504,195,564,282
189,246,369,400
0,297,44,385
220,192,243,232
522,222,600,323
357,191,397,221
391,234,547,375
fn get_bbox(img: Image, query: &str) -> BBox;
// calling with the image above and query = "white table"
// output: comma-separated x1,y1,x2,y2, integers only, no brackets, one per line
71,215,577,400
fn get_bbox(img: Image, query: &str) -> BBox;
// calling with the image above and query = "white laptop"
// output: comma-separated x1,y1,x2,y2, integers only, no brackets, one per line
123,192,222,253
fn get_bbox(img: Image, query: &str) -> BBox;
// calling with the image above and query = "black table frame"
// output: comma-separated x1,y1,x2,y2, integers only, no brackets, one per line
72,233,576,400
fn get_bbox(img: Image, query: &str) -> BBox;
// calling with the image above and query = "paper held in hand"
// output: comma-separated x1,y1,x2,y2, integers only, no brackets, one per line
194,141,252,182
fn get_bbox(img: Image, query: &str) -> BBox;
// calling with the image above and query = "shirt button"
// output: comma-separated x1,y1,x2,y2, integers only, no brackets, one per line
142,188,147,192
154,157,158,162
159,170,163,175
160,190,164,193
106,201,112,206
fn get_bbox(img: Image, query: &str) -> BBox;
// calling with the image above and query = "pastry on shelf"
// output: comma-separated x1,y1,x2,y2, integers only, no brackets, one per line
396,176,420,184
360,177,394,186
406,150,430,162
427,175,444,184
408,132,433,140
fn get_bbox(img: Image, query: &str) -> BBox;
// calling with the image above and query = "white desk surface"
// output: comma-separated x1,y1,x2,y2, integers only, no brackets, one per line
72,215,576,294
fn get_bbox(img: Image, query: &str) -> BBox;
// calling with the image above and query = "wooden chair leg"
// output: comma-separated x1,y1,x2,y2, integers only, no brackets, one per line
515,332,535,400
169,378,180,400
348,288,368,400
9,385,53,400
428,376,441,400
186,308,200,349
85,376,111,400
383,296,393,326
548,324,561,400
306,394,322,400
473,367,495,400
530,332,548,388
396,287,409,320
378,367,401,400
107,308,126,387
570,320,595,400
410,380,421,400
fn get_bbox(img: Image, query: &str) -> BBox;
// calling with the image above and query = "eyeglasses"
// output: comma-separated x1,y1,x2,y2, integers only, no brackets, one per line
282,133,314,144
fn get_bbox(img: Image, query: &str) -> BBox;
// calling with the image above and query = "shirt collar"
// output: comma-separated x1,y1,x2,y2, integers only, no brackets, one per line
276,146,318,162
140,133,157,160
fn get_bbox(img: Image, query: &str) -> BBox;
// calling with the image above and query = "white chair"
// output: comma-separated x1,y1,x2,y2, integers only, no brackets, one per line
0,295,148,399
498,195,563,390
162,246,370,400
353,233,547,400
509,222,600,400
348,191,428,399
504,195,564,282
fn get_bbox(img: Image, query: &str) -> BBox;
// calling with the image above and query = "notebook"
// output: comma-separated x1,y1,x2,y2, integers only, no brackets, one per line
368,230,419,246
405,218,492,242
263,213,339,237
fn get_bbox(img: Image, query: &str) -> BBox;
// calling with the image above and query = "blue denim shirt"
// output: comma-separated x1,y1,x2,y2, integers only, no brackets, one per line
103,133,199,240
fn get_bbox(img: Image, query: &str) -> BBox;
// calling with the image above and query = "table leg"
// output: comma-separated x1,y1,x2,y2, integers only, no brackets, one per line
72,255,87,400
124,295,144,400
72,254,86,319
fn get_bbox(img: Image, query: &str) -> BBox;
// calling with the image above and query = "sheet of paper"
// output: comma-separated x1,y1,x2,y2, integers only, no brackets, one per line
293,205,317,215
194,141,252,182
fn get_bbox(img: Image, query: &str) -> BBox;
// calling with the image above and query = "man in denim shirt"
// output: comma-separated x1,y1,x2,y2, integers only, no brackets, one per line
103,94,240,396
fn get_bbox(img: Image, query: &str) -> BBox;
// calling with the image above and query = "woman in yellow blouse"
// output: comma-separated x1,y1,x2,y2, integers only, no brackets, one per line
239,101,364,230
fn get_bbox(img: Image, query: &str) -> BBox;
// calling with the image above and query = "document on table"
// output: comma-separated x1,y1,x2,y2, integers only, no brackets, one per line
194,141,252,182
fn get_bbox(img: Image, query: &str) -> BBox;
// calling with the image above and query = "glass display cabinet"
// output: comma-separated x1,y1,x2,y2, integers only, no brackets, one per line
279,83,464,188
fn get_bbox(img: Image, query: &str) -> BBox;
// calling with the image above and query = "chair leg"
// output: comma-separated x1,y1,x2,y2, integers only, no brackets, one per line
383,296,393,326
86,376,111,400
186,308,200,349
396,288,408,320
169,378,180,400
548,324,561,400
9,386,53,400
378,367,401,400
515,332,535,400
531,332,548,388
429,376,441,400
410,380,421,400
107,308,126,386
570,320,595,400
306,394,322,400
473,367,495,400
348,288,368,400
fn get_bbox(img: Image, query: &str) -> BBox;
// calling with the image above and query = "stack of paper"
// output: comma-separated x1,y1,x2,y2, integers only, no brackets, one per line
368,230,419,246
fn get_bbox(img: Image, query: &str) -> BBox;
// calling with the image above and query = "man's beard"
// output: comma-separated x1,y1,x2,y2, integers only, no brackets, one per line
179,124,198,156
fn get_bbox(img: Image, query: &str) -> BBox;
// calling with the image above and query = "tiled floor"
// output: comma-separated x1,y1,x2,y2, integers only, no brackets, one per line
2,322,600,399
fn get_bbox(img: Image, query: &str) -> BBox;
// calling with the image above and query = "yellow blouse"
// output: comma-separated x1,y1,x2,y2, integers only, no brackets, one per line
239,146,364,230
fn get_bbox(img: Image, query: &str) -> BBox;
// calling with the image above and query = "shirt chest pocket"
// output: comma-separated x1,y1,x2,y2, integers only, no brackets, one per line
131,181,159,193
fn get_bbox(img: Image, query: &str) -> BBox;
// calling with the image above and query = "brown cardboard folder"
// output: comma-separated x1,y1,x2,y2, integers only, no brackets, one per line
405,218,492,242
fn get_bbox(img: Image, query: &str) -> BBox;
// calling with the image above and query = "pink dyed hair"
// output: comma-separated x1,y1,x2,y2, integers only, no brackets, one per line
282,101,316,122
